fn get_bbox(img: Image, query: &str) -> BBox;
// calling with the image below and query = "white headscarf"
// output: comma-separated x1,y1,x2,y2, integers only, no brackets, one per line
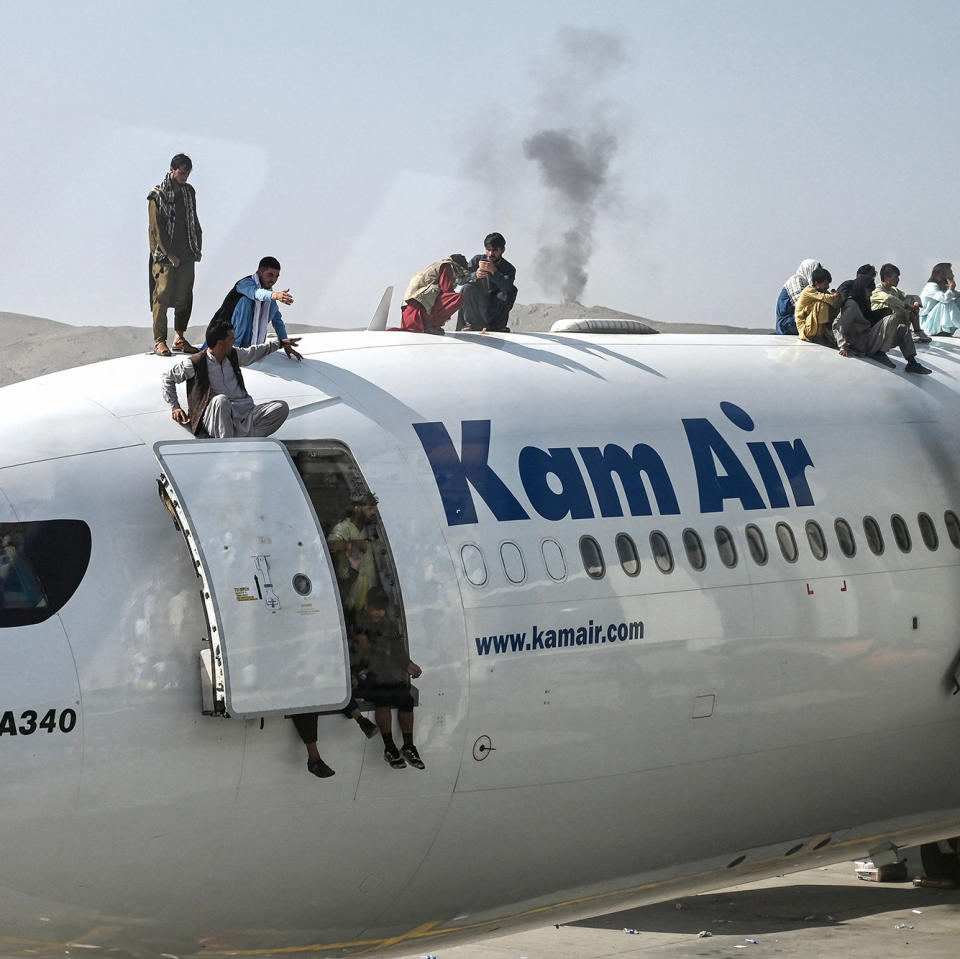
784,259,820,304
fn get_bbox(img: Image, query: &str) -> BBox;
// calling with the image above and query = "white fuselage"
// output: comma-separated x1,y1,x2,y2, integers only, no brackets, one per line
1,330,959,957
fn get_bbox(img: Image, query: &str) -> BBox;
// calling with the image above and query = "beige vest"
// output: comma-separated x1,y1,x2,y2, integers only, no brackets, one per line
403,258,466,315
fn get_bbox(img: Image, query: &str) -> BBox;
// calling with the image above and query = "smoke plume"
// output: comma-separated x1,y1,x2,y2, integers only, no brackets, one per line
523,28,626,304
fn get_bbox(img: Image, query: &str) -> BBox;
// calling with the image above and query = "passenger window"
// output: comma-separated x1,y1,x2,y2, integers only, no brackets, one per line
682,528,706,571
863,516,884,555
500,541,526,583
918,512,939,551
0,520,92,627
775,522,798,563
804,521,827,560
650,531,674,573
460,544,487,586
891,514,912,553
714,526,737,568
945,511,960,549
579,536,605,579
834,518,856,558
745,524,768,565
615,533,640,577
541,538,567,581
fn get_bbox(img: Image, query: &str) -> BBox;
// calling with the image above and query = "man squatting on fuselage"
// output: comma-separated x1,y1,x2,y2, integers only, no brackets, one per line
161,318,302,438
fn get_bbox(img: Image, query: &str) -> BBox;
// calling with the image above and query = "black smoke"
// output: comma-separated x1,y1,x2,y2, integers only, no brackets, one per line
523,28,626,304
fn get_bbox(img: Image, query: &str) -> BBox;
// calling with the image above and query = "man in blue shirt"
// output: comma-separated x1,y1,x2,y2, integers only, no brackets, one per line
211,256,300,355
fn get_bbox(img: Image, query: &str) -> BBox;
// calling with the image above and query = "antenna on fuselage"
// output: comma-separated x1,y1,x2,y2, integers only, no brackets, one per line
367,286,394,331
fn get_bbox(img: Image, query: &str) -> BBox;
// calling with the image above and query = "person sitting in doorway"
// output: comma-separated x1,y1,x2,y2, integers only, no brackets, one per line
354,587,425,770
289,712,336,779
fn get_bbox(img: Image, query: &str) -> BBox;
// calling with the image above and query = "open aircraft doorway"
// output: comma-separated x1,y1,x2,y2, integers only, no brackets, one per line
155,439,351,718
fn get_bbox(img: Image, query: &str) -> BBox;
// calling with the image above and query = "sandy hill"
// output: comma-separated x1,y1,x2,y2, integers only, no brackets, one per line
1,306,765,388
1,313,331,388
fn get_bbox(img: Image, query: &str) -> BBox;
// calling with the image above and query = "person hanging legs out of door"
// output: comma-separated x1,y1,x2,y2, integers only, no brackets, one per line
289,712,335,779
356,587,425,769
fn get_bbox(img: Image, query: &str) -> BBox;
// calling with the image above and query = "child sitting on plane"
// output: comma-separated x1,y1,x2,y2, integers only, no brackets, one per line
795,267,840,346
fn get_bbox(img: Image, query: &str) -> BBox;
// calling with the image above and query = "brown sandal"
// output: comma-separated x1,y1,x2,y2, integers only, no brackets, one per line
154,340,172,357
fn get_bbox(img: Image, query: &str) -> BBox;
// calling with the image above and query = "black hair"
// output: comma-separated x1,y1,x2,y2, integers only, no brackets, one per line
449,253,468,268
879,263,900,282
856,264,877,278
205,318,234,348
366,586,390,611
929,262,953,288
484,232,506,250
170,153,192,172
258,256,281,272
811,267,832,286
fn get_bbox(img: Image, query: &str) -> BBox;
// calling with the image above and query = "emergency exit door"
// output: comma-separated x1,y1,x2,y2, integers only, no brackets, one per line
154,439,351,718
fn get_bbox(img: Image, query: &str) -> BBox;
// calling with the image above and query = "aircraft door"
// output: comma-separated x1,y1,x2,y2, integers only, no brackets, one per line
154,439,350,718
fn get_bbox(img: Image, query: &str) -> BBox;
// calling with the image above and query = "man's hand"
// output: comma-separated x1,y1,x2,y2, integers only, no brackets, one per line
281,337,302,361
171,408,189,425
477,259,497,277
407,661,422,679
169,254,181,268
909,301,920,312
272,288,294,305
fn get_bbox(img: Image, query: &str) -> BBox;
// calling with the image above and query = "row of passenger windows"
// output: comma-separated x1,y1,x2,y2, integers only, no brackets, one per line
460,510,960,586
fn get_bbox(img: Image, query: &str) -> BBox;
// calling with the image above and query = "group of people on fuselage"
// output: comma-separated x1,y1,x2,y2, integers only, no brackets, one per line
773,259,950,374
398,232,518,334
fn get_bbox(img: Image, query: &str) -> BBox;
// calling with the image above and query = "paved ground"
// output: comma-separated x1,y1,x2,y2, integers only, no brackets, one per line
402,858,960,958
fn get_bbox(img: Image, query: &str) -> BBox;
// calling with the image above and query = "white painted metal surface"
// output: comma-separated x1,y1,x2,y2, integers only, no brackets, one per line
0,330,959,958
154,438,350,716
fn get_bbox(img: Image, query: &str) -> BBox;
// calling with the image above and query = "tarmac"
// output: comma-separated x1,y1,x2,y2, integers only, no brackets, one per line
403,855,960,958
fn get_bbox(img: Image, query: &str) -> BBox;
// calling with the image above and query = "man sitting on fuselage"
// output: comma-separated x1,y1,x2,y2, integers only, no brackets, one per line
161,318,302,437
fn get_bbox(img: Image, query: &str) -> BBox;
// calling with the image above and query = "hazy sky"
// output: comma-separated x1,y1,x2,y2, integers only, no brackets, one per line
3,0,958,331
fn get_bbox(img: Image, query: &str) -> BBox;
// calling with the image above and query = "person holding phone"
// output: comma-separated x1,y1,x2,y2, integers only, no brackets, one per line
457,232,518,332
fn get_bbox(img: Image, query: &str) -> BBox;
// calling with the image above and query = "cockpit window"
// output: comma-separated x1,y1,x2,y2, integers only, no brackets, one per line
0,521,91,627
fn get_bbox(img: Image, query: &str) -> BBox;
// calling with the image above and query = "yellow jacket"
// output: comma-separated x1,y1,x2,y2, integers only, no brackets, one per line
795,286,839,341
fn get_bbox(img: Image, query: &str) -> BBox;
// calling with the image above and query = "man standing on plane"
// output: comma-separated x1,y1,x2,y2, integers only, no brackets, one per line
211,256,299,350
457,232,518,332
161,318,302,437
148,153,203,357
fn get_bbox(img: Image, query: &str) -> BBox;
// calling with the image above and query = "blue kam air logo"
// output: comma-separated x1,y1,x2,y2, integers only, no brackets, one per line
413,402,815,527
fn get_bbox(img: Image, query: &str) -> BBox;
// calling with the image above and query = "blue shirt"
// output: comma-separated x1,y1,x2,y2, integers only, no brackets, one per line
229,276,288,347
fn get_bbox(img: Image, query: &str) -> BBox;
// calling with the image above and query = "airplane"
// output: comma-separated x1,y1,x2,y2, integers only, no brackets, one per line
2,317,960,958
